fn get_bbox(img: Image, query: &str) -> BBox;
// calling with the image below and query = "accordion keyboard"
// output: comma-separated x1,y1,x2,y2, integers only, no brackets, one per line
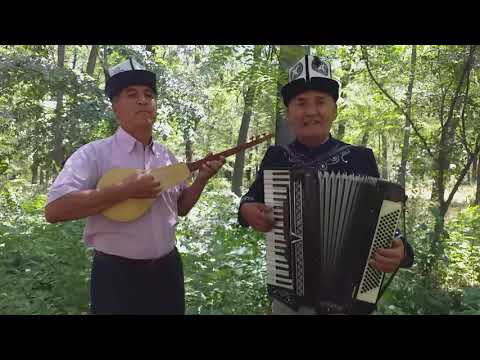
264,170,294,290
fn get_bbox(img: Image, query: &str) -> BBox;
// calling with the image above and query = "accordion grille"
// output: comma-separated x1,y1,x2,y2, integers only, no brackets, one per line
358,204,401,297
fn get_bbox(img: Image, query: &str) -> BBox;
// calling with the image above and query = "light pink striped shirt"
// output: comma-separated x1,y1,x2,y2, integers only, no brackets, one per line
47,127,186,259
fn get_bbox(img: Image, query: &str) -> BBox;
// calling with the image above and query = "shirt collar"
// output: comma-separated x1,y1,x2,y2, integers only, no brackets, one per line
292,133,333,154
115,126,155,154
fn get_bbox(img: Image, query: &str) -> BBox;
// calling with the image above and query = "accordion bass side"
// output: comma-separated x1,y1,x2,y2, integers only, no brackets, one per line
263,167,406,314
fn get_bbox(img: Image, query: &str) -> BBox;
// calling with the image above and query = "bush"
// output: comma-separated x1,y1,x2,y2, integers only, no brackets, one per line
443,206,480,289
378,201,480,315
177,181,270,314
2,180,478,315
0,182,91,314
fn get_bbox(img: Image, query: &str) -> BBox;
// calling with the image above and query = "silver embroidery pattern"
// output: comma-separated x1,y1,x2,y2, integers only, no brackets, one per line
285,144,351,172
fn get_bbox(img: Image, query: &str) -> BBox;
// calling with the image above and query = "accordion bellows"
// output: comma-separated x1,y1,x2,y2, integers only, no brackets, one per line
264,168,406,314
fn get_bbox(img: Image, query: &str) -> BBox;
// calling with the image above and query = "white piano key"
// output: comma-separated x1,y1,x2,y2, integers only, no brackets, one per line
266,241,284,248
264,173,290,178
267,242,287,249
266,243,283,250
264,184,289,190
266,261,290,270
270,280,293,286
266,280,293,290
265,195,288,201
266,256,288,265
266,250,287,259
264,174,290,179
267,254,289,266
267,172,289,176
264,201,285,207
264,189,288,195
264,180,290,185
266,250,287,260
266,267,291,278
267,239,287,247
267,274,293,284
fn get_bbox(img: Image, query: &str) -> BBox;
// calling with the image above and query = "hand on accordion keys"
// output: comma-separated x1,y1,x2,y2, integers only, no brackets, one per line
369,237,405,273
240,202,275,232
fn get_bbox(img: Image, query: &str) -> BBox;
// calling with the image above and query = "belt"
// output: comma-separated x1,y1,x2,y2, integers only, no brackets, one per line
94,248,178,265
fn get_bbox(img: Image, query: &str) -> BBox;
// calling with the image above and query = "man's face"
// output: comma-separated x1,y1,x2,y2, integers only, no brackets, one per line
286,90,337,144
112,85,157,132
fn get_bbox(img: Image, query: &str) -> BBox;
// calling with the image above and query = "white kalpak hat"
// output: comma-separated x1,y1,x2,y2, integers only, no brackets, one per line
281,55,341,106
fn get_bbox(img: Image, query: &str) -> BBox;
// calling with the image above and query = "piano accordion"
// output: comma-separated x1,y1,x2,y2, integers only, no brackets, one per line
263,167,406,314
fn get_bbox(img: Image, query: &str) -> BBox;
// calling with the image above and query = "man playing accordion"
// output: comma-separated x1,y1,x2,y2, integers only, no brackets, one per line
238,55,414,315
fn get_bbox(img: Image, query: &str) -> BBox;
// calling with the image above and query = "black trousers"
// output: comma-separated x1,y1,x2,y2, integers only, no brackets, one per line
90,248,185,315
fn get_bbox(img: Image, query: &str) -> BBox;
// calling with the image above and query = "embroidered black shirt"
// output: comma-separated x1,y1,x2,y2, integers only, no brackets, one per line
238,135,414,268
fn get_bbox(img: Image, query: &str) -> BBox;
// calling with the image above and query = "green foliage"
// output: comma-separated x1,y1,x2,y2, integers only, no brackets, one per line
177,178,270,314
0,183,91,314
0,179,271,315
1,179,479,315
443,206,480,289
378,200,480,315
1,45,479,315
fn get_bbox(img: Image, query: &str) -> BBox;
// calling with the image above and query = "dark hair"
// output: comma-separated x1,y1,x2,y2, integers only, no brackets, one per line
281,77,339,107
105,70,157,101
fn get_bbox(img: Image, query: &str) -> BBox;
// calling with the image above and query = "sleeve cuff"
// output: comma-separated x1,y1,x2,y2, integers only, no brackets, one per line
399,236,414,268
238,196,258,227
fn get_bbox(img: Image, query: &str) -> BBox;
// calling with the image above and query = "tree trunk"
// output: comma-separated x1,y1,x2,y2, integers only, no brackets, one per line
398,120,411,188
146,45,155,55
231,45,262,196
336,121,346,140
103,45,109,70
397,45,416,189
431,46,475,206
45,164,51,185
183,116,200,163
232,85,256,196
86,45,98,75
335,46,358,141
427,46,477,281
72,46,78,69
476,160,480,205
39,167,45,185
52,45,66,169
361,131,369,147
424,214,446,281
185,130,193,163
31,156,40,184
275,45,306,146
472,155,477,185
431,140,448,209
183,50,202,164
381,132,388,179
245,151,253,182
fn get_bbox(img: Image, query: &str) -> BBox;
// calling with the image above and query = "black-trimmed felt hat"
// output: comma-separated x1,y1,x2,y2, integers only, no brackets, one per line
281,55,341,106
105,58,157,101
